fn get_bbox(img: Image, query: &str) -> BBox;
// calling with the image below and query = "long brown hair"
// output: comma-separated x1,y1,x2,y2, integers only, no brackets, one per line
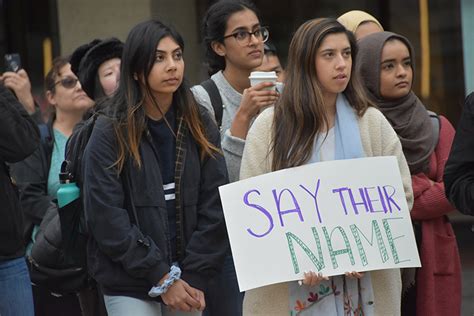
109,20,219,173
271,18,372,171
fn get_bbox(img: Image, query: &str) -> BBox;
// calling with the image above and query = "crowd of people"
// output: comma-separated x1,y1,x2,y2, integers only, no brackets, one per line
0,1,471,315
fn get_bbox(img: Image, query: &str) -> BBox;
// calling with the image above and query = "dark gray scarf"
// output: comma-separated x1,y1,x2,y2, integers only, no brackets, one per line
357,31,436,174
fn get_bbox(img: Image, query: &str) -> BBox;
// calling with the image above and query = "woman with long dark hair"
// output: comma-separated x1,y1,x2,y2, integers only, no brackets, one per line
82,20,228,316
240,18,413,315
191,2,278,314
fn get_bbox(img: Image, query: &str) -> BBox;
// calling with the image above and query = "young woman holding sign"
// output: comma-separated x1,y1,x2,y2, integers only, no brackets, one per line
356,31,461,316
240,18,413,315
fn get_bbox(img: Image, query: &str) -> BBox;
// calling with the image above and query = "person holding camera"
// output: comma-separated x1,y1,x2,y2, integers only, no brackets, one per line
1,55,44,124
0,82,39,316
1,70,36,113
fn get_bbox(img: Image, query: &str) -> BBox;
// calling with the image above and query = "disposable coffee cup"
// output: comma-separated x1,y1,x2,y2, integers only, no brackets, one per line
249,71,278,91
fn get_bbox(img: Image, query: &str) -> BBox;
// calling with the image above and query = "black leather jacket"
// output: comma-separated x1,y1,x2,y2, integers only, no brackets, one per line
10,120,56,241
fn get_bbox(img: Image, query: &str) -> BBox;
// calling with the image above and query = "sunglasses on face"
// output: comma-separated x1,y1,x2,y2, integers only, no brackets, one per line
54,77,79,89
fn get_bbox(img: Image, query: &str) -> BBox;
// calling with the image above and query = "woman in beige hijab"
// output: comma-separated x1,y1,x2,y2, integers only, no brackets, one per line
337,10,384,40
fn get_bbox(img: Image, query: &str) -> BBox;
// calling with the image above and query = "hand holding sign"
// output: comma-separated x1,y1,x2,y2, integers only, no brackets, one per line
219,156,420,292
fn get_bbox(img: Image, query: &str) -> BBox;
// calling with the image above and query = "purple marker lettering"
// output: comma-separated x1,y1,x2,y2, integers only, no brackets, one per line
272,188,304,227
383,185,401,213
243,189,274,238
332,187,350,215
300,179,323,223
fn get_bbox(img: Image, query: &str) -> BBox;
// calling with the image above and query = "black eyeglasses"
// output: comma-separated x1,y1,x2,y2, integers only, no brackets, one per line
222,26,269,46
54,77,79,89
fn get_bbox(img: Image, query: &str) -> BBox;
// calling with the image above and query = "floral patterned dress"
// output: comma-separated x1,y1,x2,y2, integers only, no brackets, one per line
289,274,375,315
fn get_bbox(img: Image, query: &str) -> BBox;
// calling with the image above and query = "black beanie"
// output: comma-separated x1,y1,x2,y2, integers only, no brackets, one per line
71,38,123,99
70,39,102,76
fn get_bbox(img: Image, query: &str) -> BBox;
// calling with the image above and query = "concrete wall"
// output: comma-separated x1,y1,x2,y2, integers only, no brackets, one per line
461,0,474,95
57,0,151,56
150,0,203,84
57,0,203,83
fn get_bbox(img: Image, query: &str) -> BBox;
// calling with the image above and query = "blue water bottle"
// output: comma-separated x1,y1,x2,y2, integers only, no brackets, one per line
57,161,80,208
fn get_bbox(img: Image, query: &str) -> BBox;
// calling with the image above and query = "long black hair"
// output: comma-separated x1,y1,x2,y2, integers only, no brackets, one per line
202,0,259,75
108,20,219,172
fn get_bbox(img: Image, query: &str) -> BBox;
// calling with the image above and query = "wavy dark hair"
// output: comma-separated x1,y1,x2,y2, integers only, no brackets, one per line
271,18,373,171
44,56,70,93
108,20,219,172
202,0,259,75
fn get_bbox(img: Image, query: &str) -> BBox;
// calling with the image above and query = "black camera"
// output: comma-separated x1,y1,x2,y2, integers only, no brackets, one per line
4,53,22,72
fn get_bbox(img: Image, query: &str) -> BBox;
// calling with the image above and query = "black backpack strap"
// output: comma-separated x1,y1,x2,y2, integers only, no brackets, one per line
427,110,440,146
38,124,51,144
200,78,223,128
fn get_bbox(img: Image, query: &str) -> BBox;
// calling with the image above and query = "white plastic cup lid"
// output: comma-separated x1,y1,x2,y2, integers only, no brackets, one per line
248,71,278,80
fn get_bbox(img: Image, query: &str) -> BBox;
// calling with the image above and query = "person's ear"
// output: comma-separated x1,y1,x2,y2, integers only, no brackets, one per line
211,41,226,57
46,90,57,106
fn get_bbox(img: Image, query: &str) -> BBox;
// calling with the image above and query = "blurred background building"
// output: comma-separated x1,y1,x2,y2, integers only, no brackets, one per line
1,0,473,312
1,0,473,123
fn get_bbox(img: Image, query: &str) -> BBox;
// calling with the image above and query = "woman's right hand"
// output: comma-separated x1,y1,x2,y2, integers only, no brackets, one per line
301,271,329,287
161,279,203,312
230,81,279,139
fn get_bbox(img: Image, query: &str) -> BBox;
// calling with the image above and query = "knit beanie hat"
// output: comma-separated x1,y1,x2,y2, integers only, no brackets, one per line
69,37,123,99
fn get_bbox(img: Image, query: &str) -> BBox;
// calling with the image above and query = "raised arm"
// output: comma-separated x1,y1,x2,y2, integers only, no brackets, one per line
0,84,39,162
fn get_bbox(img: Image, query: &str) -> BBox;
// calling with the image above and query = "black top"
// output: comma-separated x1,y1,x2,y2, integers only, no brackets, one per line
147,108,177,261
444,92,474,215
0,84,40,259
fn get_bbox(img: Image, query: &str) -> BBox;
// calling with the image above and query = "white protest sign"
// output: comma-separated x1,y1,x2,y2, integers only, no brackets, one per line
219,156,420,292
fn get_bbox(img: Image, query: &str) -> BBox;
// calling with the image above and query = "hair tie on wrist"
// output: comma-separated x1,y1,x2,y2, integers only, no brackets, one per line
148,265,182,297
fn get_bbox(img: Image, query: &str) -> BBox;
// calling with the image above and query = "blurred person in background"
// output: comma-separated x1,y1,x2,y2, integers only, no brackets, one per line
11,56,93,316
338,10,384,40
254,40,285,82
0,82,39,316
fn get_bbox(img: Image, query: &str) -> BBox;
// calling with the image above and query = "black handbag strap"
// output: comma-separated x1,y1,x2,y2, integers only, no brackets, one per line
200,78,223,128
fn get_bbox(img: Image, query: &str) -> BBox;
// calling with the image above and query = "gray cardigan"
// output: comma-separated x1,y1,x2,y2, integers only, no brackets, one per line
191,71,247,183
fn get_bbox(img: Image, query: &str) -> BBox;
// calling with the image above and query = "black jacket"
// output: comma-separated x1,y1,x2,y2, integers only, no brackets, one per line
444,92,474,215
0,85,40,260
10,120,56,240
83,108,229,299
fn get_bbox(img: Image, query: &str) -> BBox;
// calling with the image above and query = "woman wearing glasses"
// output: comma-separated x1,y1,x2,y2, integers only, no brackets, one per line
191,1,278,315
11,57,93,316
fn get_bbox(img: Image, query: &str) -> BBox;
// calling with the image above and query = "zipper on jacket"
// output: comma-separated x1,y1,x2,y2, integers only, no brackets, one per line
145,129,173,266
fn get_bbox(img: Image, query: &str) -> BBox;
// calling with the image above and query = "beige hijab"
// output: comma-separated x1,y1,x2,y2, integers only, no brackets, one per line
337,10,384,33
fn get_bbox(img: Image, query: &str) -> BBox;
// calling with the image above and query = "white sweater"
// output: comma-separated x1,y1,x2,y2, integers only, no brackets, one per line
240,106,414,316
